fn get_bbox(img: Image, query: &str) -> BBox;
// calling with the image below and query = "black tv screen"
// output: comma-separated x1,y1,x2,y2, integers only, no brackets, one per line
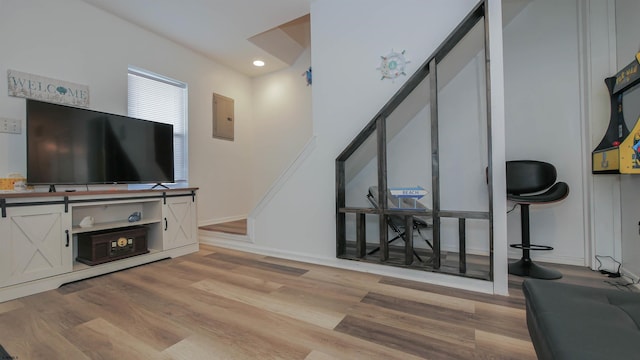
26,99,175,185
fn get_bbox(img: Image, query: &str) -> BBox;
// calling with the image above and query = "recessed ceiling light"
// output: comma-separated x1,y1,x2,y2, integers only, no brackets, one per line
253,60,265,67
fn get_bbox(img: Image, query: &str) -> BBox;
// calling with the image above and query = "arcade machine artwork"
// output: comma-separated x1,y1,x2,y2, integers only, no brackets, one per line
593,52,640,174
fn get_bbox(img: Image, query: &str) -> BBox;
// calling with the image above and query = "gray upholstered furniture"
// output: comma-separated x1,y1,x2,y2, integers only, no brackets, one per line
523,279,640,360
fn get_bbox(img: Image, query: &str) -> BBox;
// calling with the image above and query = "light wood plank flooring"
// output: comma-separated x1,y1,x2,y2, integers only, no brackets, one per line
0,244,624,359
199,220,247,235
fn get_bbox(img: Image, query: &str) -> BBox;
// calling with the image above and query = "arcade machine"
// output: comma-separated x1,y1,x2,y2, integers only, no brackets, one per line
593,52,640,174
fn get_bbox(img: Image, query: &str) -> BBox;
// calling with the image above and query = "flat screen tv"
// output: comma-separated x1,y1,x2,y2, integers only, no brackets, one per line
26,99,174,188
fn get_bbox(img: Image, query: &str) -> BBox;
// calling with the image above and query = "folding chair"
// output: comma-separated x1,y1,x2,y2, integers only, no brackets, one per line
366,186,434,263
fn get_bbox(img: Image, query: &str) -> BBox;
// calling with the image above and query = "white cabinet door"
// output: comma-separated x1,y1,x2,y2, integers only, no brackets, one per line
0,205,72,287
162,194,197,250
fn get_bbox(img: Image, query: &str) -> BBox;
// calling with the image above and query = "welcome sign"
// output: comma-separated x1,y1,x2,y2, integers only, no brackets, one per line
7,70,89,107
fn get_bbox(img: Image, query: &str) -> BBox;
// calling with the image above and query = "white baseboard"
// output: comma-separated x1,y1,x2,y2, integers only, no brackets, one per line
199,229,252,243
249,136,317,219
199,235,496,295
201,138,317,243
198,214,248,227
620,267,640,291
512,251,586,267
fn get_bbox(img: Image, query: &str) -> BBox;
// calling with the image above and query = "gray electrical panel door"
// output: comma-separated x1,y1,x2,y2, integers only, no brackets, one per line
212,93,234,140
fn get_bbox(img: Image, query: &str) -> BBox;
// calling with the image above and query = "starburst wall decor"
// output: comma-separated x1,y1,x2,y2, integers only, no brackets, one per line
377,49,410,81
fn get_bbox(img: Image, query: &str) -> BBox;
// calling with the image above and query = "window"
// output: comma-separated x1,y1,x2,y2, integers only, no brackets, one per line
127,67,188,183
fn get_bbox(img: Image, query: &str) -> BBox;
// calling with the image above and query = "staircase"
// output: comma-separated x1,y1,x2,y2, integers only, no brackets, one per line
335,1,495,280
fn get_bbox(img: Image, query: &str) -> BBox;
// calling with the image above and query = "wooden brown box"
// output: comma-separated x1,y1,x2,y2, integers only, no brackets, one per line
77,226,149,266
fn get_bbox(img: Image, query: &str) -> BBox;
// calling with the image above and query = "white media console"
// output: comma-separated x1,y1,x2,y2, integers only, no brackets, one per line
0,188,199,302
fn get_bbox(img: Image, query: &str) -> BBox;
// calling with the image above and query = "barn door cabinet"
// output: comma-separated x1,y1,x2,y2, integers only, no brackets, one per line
0,204,72,288
163,193,197,250
0,188,199,302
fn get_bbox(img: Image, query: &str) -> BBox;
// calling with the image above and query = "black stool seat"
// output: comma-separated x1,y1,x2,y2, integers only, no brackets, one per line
507,160,569,280
507,182,569,204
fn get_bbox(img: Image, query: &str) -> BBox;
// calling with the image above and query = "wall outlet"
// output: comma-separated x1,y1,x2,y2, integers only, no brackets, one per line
0,118,22,134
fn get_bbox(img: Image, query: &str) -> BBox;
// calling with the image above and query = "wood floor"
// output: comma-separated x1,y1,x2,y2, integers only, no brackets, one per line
199,219,247,235
0,243,624,360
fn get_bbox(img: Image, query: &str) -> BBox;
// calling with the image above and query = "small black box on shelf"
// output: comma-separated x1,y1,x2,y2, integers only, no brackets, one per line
76,226,149,266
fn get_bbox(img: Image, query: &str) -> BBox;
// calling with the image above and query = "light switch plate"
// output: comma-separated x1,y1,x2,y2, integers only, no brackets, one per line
0,118,21,134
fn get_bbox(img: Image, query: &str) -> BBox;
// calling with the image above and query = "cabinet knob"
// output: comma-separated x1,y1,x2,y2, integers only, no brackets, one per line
164,218,168,231
65,229,70,247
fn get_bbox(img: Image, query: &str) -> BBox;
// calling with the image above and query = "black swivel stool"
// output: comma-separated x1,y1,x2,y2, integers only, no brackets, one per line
506,160,569,280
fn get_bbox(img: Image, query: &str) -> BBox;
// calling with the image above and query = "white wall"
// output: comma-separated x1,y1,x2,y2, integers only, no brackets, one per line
616,0,640,277
503,0,587,265
250,48,313,208
439,50,490,253
343,48,492,255
251,0,505,292
0,0,254,226
580,0,621,273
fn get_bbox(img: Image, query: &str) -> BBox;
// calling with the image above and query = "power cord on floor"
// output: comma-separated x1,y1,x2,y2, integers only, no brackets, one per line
604,278,640,291
595,255,621,278
595,255,640,291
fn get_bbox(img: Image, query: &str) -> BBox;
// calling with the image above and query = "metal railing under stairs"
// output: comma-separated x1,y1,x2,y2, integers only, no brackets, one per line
335,0,494,280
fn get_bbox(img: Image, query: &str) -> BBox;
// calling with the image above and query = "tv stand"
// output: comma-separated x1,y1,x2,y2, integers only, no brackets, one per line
151,183,170,190
0,188,199,302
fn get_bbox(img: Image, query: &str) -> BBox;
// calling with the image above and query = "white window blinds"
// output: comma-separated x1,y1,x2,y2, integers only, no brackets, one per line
127,67,188,182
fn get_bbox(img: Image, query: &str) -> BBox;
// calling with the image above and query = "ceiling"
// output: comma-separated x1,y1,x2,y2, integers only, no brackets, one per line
81,0,530,78
81,0,311,77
